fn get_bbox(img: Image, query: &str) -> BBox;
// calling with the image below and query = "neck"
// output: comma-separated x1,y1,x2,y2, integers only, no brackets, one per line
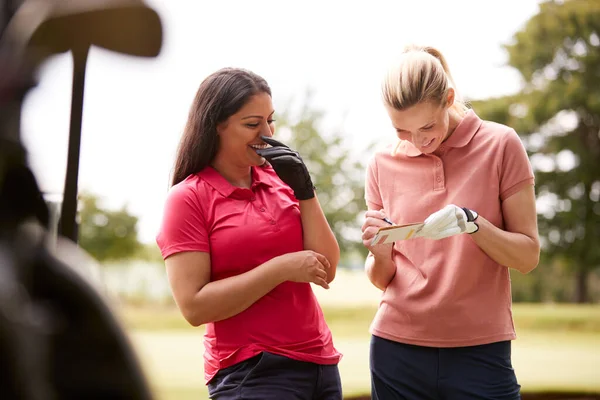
443,107,466,142
211,156,252,188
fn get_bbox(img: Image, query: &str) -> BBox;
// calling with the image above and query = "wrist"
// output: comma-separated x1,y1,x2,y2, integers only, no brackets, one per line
262,256,289,284
371,246,394,264
461,207,479,234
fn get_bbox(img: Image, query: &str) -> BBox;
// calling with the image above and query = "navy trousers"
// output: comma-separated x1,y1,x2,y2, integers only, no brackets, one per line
208,352,342,400
370,335,521,400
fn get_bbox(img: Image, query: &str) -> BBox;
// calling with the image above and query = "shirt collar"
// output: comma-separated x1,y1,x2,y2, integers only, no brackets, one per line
199,166,272,198
400,109,483,157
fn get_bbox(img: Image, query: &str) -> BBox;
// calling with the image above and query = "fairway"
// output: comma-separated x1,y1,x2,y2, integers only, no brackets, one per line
117,271,600,399
128,329,600,400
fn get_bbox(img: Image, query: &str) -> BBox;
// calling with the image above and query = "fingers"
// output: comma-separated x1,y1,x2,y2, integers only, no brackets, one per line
255,146,296,159
420,205,465,239
267,155,303,167
361,211,390,233
260,135,289,148
361,217,388,232
315,267,328,280
361,209,389,248
310,252,330,289
313,277,330,290
424,227,462,240
313,252,331,269
422,206,455,234
361,225,380,242
365,209,387,219
311,251,331,289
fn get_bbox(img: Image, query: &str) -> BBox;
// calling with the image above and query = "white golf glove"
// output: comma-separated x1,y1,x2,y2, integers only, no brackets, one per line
417,204,479,240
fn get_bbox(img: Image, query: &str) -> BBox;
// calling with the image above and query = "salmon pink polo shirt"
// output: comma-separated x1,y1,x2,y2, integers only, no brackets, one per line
365,109,535,348
156,165,341,383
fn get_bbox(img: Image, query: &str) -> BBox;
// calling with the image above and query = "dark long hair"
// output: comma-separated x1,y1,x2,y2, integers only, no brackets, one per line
171,67,271,186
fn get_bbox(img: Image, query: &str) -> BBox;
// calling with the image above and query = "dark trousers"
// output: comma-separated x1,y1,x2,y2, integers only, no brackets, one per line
208,352,342,400
370,335,521,400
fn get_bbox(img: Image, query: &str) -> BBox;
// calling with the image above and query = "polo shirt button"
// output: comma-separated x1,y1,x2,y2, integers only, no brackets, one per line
270,219,276,225
260,207,266,212
437,176,442,182
250,197,256,201
437,161,442,167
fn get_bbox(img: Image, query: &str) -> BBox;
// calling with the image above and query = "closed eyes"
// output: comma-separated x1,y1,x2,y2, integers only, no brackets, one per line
246,120,275,128
396,124,434,134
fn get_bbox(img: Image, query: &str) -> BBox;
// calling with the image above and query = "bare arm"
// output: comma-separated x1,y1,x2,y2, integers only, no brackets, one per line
299,195,340,283
166,252,285,326
471,185,541,274
166,250,330,327
361,205,396,291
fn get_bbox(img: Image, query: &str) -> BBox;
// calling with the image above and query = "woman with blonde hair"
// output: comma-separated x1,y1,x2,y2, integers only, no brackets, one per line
361,45,540,399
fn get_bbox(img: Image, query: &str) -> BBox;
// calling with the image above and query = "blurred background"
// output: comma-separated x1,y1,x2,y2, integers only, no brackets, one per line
21,0,599,399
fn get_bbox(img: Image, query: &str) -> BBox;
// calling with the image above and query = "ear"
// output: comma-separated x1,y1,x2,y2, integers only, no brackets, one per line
445,88,455,108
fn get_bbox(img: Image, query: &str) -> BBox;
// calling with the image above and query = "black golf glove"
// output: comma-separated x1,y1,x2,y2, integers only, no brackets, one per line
255,136,315,200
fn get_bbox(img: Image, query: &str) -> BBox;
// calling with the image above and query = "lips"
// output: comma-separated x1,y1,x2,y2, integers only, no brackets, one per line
421,138,434,148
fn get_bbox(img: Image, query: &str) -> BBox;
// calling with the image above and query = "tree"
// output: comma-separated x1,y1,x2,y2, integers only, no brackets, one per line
276,91,372,261
78,193,142,263
471,0,600,302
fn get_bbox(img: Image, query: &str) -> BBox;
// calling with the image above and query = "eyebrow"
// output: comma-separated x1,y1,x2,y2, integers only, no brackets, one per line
241,111,275,120
396,120,435,131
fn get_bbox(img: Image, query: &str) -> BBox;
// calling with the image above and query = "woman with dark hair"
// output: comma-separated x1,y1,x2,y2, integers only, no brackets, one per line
156,68,342,400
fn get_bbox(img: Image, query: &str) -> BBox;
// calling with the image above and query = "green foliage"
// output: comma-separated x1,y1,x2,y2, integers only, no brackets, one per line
78,192,142,263
275,91,373,259
134,243,164,263
471,0,600,302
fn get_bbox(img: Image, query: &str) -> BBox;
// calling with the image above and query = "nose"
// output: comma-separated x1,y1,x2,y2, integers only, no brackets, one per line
260,120,274,137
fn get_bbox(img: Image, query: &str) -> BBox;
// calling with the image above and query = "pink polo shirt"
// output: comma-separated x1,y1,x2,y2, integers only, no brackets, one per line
157,165,341,383
365,109,534,347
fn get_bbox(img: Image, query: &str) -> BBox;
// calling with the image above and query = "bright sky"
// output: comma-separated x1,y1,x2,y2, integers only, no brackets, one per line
20,0,543,244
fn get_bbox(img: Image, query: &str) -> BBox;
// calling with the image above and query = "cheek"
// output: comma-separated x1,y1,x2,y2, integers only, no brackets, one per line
433,126,447,138
432,119,449,139
220,128,248,151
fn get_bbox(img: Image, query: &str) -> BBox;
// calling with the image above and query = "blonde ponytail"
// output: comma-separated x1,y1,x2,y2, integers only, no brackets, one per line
382,45,468,115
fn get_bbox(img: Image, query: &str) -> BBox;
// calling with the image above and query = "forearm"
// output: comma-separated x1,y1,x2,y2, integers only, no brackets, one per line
365,252,396,291
471,216,540,273
299,195,340,282
186,260,286,326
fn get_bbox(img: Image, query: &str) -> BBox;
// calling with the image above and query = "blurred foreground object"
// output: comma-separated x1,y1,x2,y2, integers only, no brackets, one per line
3,0,163,242
0,0,162,398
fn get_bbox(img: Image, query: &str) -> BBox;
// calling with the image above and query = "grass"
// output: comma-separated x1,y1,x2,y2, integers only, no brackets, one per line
511,303,600,332
110,268,600,399
118,302,600,400
117,302,600,335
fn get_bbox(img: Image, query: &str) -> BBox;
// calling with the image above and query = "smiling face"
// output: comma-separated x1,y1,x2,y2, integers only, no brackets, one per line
215,92,275,167
385,89,455,154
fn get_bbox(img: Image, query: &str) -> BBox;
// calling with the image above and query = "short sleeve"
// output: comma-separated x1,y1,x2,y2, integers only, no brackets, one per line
156,183,209,259
365,155,384,210
499,129,535,201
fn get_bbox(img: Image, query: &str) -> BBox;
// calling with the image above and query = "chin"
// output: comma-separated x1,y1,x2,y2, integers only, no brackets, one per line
250,154,267,167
